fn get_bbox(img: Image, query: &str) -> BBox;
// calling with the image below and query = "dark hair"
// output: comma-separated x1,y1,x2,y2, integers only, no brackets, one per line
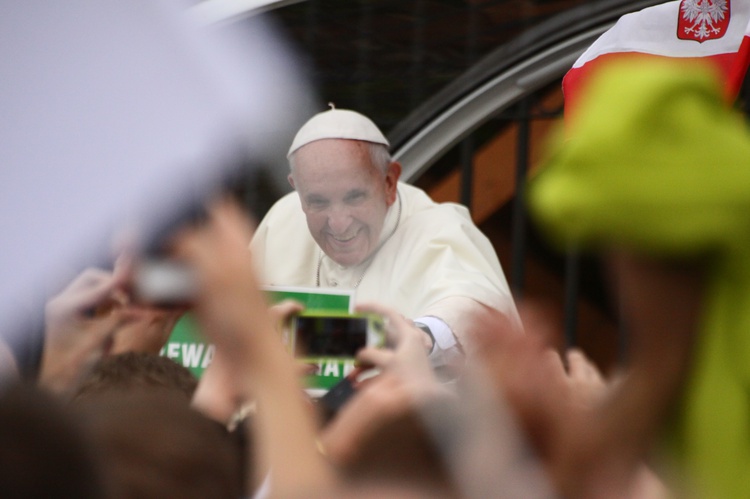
75,391,243,499
340,405,458,498
72,352,197,401
0,382,103,499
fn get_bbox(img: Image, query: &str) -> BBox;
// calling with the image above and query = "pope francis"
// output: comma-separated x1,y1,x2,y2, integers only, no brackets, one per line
250,107,520,369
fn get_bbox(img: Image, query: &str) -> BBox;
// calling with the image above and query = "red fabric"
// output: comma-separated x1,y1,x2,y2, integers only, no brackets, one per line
563,0,750,122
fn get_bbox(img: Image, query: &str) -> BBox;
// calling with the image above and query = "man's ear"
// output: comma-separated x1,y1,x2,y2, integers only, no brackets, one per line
287,173,296,190
385,161,401,206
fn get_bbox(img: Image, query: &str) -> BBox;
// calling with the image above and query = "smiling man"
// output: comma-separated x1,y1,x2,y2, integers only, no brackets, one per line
250,107,520,370
288,137,396,268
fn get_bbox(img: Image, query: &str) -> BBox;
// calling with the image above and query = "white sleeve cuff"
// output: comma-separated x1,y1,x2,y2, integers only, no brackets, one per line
413,316,457,351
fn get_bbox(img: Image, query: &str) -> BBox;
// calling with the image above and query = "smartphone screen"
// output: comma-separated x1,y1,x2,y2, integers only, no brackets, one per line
293,316,368,357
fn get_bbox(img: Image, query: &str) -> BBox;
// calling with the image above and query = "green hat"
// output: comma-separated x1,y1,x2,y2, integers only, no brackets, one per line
529,58,750,257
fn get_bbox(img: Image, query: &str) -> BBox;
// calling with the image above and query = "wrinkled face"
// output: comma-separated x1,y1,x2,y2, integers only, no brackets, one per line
289,139,400,267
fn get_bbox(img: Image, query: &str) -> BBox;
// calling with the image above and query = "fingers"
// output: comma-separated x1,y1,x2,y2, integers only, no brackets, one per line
355,302,412,347
356,346,395,369
0,339,18,379
46,269,122,325
169,223,211,268
112,252,135,286
355,303,435,384
566,348,604,384
92,307,128,345
65,267,112,290
39,305,128,394
542,348,567,375
110,306,183,355
195,198,255,257
65,268,120,310
269,300,305,324
167,201,279,360
295,361,319,377
516,299,564,350
208,197,255,234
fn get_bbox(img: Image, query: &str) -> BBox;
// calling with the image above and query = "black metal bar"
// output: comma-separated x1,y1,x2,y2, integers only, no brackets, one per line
458,1,479,212
304,0,317,51
459,136,474,210
409,0,426,110
511,98,530,298
465,1,479,66
563,250,580,348
618,291,630,365
356,0,373,111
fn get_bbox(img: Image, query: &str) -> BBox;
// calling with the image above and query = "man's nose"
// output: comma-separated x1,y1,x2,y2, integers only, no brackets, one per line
327,207,352,234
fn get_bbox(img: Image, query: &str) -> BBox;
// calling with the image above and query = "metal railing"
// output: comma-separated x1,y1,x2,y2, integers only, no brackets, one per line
390,1,664,349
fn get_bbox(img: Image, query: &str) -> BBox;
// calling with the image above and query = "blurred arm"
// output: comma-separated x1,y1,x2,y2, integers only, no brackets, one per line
172,199,335,497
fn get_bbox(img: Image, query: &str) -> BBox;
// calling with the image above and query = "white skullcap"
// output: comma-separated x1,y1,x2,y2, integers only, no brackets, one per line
287,106,389,157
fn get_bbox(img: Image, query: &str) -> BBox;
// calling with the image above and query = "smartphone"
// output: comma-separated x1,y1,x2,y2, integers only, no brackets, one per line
316,367,359,424
132,259,197,307
291,312,385,359
315,365,382,422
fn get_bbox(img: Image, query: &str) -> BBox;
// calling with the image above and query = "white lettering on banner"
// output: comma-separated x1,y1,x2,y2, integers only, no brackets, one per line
161,342,216,372
309,359,357,378
182,343,205,368
201,344,215,368
322,361,339,377
167,342,180,359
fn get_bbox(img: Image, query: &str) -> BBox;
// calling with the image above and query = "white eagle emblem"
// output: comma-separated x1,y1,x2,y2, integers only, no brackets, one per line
678,0,730,41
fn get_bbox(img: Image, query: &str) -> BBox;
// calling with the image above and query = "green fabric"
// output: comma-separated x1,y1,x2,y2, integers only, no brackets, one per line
529,59,750,498
532,60,750,256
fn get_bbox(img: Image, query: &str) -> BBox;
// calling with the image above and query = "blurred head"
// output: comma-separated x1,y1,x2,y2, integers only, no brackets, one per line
72,351,197,401
75,390,244,499
288,139,400,267
320,373,458,497
0,383,102,498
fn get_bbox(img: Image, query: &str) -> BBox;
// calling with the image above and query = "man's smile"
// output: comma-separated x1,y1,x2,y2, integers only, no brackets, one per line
329,230,360,245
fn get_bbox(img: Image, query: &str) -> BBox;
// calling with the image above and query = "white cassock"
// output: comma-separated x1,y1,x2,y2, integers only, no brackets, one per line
250,182,521,357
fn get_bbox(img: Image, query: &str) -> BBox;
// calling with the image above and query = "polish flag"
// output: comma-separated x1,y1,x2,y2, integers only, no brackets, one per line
564,0,750,119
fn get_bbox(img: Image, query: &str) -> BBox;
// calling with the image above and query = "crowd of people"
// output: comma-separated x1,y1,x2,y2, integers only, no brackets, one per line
0,198,566,499
2,54,750,499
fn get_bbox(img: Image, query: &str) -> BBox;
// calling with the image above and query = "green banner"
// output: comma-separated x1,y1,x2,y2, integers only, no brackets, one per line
161,314,212,378
161,286,355,383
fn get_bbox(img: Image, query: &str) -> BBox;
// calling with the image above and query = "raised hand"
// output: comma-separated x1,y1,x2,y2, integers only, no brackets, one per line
40,267,128,394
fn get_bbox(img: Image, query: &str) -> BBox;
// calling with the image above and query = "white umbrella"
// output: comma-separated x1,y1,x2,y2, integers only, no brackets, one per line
0,0,313,360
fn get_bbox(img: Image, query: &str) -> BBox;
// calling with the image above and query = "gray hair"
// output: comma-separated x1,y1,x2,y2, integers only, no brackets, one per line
289,141,391,176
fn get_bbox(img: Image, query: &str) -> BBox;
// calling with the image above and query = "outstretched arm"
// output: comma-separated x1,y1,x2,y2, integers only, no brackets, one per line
171,199,335,497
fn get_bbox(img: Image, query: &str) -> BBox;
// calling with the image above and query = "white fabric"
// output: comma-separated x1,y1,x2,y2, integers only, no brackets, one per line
287,108,389,157
250,182,520,344
413,315,463,375
251,471,271,499
414,316,457,351
0,0,309,353
572,0,750,68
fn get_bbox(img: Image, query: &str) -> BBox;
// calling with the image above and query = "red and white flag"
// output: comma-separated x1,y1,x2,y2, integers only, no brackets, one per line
564,0,750,119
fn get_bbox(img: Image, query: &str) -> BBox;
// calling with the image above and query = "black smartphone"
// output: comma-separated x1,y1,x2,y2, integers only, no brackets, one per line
291,312,384,359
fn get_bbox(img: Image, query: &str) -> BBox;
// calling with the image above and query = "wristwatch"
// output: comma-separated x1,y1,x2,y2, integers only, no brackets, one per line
413,321,436,354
